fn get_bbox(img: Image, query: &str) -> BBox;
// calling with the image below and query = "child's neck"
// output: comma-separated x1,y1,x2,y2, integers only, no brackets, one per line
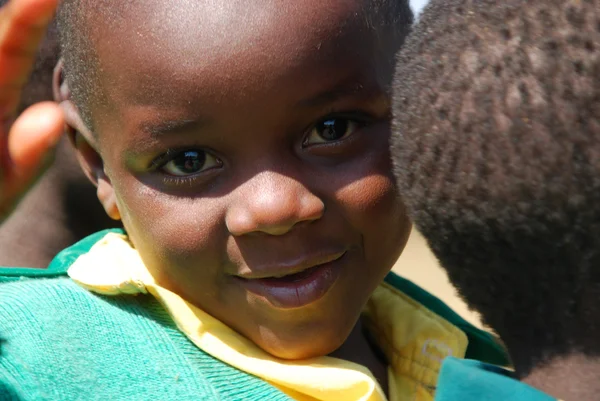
328,319,389,395
523,353,600,401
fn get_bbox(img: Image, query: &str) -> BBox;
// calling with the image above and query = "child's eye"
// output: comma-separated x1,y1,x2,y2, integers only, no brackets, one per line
303,117,360,146
157,150,222,176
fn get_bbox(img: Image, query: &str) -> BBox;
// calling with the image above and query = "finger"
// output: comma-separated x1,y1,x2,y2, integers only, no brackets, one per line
0,0,59,51
0,0,59,119
7,100,63,174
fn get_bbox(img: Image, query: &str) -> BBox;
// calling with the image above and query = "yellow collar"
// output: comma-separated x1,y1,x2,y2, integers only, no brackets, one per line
68,232,468,401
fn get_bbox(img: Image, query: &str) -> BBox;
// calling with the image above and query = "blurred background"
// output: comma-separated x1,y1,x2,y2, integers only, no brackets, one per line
410,0,429,18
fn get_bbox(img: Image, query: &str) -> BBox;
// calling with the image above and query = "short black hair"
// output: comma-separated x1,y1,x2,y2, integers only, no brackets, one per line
0,0,59,111
55,0,413,131
392,0,600,377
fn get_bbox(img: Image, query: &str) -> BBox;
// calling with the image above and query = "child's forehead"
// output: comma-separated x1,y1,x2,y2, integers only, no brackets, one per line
64,0,407,133
90,0,387,105
90,0,373,44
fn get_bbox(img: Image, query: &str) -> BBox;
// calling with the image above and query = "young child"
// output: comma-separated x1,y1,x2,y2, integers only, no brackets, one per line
391,0,600,399
0,0,507,400
0,0,118,268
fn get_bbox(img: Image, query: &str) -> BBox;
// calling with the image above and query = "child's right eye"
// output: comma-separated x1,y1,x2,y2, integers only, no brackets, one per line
153,149,223,177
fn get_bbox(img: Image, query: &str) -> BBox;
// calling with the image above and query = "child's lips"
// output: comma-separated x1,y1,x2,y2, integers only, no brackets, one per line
234,252,346,309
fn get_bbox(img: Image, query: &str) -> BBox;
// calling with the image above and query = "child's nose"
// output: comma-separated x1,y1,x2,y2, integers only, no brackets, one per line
225,171,325,236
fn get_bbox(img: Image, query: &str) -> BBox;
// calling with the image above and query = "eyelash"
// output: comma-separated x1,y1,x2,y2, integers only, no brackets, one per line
149,148,178,169
149,148,221,187
161,174,204,187
302,113,372,146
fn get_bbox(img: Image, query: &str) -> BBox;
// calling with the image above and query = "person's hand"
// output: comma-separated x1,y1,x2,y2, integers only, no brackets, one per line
0,0,62,220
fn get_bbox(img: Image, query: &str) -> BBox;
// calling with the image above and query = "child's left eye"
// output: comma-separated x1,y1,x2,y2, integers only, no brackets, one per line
158,150,222,176
303,117,361,146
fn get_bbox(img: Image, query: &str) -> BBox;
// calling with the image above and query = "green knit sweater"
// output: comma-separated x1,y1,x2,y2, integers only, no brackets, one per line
0,230,508,400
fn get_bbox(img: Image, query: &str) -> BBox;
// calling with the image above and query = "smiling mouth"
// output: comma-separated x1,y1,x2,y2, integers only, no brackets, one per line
236,251,346,280
235,252,347,309
256,264,325,282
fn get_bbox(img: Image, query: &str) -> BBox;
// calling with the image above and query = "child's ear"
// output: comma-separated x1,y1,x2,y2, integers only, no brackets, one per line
53,59,121,221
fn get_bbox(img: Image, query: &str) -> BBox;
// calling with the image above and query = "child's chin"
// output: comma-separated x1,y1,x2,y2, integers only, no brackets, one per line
254,325,352,360
263,341,341,360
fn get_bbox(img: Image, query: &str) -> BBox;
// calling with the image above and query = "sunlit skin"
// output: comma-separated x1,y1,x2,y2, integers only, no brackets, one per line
62,0,411,383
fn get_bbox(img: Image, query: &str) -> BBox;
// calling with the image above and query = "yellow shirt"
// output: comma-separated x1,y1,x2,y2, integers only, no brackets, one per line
69,232,470,401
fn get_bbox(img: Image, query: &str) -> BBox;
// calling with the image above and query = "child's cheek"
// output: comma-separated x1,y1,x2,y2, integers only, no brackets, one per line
336,172,411,270
335,172,396,213
113,181,229,288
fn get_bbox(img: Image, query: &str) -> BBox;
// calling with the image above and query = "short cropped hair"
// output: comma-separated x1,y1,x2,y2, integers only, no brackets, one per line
392,0,600,376
56,0,413,131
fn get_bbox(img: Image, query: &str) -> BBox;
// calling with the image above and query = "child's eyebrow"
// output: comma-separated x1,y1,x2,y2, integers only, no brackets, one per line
297,80,376,109
131,80,382,140
137,118,206,139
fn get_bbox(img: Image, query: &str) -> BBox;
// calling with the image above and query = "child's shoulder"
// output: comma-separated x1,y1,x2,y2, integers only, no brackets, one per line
0,270,154,355
0,228,124,281
0,229,124,316
0,228,114,319
0,276,212,400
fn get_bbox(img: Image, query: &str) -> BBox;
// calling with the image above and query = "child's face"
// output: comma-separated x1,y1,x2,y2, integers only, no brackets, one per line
80,0,411,359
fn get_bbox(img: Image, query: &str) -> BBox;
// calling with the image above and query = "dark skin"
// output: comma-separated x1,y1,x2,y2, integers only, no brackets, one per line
60,0,411,389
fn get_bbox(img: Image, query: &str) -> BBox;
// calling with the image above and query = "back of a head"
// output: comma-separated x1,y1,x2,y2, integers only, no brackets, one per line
392,0,600,377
